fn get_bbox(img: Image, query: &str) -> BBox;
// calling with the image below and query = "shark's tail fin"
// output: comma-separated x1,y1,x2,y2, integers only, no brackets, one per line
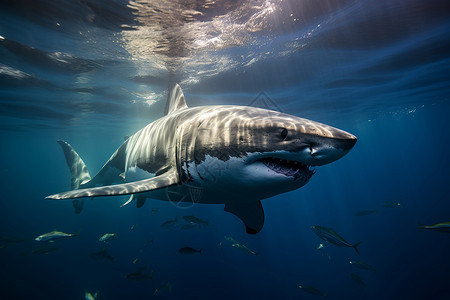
57,140,91,214
57,140,91,190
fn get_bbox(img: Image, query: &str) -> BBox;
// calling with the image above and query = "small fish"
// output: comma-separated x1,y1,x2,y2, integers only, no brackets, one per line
178,246,202,255
349,260,376,272
0,235,27,244
350,273,366,287
298,285,326,297
89,247,114,263
130,224,136,230
126,266,154,281
35,230,79,242
154,282,173,296
161,216,178,229
72,199,84,214
141,239,154,252
311,226,361,254
99,233,117,243
354,210,378,217
381,201,402,208
316,243,324,250
182,215,209,226
231,243,258,255
181,222,201,230
32,246,60,255
224,236,238,244
418,221,450,233
133,258,139,264
85,290,98,300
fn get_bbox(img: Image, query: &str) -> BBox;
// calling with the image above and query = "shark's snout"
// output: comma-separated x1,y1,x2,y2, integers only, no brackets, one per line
303,130,357,166
310,135,357,153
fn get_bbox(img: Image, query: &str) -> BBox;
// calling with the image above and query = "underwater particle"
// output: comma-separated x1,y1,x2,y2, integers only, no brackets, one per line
178,246,202,255
89,247,114,263
316,243,331,260
99,233,117,243
35,230,79,242
311,225,361,254
418,221,450,233
161,216,178,229
298,285,326,297
151,208,159,214
126,266,154,281
381,201,402,208
354,210,378,217
85,290,98,300
349,260,377,273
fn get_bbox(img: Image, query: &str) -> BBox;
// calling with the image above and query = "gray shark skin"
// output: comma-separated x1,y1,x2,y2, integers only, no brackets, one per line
46,84,356,234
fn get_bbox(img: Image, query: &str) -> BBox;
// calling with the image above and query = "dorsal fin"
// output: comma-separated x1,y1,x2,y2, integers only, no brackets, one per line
164,84,188,115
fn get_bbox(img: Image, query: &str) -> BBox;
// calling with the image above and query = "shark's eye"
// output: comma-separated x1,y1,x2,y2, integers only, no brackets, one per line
280,128,288,139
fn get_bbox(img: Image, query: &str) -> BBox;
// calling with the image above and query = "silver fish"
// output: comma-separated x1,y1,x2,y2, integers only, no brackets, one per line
161,216,178,229
350,273,366,287
311,226,361,254
298,285,326,297
231,243,258,255
35,230,79,242
85,291,98,300
126,266,153,281
349,260,376,272
89,247,114,263
99,233,117,242
178,246,202,255
182,215,209,226
419,221,450,233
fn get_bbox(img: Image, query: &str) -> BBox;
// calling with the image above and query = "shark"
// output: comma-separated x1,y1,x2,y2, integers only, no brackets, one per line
46,84,356,234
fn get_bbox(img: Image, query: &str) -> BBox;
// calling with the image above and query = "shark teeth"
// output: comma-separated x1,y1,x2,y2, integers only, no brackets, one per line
259,157,315,180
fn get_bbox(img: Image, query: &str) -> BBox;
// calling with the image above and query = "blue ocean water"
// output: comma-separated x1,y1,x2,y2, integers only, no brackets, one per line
1,0,449,299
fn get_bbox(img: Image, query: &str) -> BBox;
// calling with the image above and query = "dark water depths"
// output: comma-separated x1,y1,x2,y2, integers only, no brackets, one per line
1,1,449,299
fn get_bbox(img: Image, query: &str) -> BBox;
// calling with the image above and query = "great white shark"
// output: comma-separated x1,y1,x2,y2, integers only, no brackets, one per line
46,84,356,234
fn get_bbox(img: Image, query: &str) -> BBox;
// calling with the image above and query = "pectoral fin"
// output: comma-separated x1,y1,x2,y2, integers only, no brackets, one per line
46,169,178,200
224,201,265,234
120,194,147,208
120,195,134,207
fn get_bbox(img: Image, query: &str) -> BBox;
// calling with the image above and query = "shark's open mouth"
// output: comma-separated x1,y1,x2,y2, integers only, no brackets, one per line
259,157,315,180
